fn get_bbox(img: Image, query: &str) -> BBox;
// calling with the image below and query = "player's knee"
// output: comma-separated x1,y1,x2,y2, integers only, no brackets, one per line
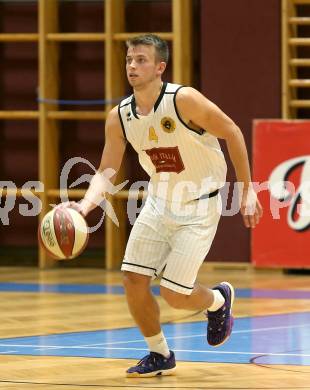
160,286,187,309
123,271,151,293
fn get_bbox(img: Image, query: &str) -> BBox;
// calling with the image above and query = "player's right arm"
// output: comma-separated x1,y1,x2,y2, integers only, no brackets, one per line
76,106,127,216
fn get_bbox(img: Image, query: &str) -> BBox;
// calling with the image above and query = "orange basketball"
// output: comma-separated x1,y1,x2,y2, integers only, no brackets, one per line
38,207,89,260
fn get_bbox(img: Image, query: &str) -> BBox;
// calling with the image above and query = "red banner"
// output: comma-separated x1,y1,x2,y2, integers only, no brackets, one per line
252,120,310,268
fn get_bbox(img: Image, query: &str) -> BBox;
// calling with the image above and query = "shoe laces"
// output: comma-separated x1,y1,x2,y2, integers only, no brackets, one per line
137,352,165,369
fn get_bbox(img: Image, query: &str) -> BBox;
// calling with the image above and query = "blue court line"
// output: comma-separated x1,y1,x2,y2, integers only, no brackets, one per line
0,312,309,366
0,282,125,294
0,282,310,299
237,288,310,300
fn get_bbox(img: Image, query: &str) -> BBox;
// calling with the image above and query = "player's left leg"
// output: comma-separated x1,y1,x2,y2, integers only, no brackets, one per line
160,282,234,347
160,196,234,347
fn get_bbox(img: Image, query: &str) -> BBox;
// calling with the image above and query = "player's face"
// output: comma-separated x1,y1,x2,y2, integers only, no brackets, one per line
126,45,165,89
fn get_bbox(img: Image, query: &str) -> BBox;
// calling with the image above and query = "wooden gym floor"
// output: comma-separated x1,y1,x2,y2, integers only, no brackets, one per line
0,264,309,390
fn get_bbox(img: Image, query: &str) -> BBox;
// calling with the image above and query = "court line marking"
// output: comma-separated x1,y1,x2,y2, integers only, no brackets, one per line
83,322,310,347
0,322,309,358
82,348,310,358
0,322,309,350
0,345,309,358
1,379,309,390
0,350,17,354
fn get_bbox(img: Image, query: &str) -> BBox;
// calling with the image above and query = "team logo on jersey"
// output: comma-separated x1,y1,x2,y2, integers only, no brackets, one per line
160,117,175,133
145,146,185,174
149,126,158,142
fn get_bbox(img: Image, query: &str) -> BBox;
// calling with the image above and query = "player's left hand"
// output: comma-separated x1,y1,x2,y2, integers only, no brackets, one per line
240,187,263,228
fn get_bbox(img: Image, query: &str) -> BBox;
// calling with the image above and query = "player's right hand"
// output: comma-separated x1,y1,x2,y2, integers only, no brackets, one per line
56,201,85,216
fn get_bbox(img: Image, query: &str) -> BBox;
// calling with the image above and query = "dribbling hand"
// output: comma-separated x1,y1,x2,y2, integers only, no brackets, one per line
56,201,85,216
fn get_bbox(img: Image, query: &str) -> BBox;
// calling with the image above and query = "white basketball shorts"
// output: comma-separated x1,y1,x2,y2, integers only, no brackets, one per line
121,194,221,295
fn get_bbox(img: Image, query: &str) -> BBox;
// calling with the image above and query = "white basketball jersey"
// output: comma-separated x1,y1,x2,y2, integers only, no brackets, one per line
118,82,227,203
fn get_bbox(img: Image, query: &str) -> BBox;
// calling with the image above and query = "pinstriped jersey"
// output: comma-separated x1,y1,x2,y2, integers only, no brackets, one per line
118,82,227,203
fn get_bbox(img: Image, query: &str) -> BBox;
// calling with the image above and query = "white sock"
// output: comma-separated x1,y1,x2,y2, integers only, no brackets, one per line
207,289,225,312
145,331,170,358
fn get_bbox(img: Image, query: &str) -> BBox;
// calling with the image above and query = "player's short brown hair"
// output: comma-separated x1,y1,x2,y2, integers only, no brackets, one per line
126,34,169,64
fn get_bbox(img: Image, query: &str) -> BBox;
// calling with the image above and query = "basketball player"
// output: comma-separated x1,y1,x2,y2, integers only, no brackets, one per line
64,34,262,377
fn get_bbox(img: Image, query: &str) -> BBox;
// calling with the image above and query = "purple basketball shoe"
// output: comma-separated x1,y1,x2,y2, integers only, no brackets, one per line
207,282,235,347
126,350,176,377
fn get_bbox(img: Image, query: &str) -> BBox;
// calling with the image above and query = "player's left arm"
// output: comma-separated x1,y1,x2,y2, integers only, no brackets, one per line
175,86,263,228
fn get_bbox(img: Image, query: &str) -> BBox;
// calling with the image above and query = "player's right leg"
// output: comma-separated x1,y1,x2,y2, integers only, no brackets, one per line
121,197,176,377
122,271,176,377
122,272,160,337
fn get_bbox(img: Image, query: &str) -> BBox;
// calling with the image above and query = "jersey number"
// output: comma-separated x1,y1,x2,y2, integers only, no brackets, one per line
148,126,158,143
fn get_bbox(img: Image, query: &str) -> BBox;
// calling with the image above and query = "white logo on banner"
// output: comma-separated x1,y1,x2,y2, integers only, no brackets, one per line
269,155,310,231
